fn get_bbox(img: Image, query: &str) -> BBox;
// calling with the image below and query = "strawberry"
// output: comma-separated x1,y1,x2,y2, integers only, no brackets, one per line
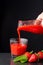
24,51,33,59
28,53,38,62
13,51,33,63
38,51,43,59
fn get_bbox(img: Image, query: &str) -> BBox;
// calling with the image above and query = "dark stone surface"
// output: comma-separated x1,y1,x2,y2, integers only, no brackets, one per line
0,53,43,65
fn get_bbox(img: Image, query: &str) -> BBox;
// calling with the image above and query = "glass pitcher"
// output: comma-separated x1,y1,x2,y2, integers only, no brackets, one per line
17,20,43,34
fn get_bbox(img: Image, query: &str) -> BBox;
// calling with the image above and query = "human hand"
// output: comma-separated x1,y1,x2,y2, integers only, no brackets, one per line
34,12,43,27
36,12,43,20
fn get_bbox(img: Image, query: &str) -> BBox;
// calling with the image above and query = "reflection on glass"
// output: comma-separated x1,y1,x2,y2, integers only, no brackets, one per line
27,63,43,65
37,63,43,65
10,59,14,65
10,59,43,65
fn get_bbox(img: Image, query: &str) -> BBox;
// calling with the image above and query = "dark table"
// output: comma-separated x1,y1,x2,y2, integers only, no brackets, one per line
0,53,43,65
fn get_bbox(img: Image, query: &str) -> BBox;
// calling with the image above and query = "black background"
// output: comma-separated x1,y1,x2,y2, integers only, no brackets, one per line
0,0,43,52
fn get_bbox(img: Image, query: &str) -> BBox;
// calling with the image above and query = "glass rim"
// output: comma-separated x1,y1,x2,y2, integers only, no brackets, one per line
18,19,41,26
10,38,18,43
10,38,28,44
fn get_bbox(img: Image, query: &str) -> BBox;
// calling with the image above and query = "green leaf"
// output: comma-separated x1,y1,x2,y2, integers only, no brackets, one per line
13,55,22,62
20,60,26,63
20,60,27,63
30,50,33,54
13,55,28,62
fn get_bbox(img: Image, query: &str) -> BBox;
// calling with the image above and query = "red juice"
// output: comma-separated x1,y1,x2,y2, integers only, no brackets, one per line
10,42,27,56
17,25,43,37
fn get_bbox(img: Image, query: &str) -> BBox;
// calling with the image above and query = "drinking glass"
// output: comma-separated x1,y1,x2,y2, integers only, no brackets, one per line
10,38,28,59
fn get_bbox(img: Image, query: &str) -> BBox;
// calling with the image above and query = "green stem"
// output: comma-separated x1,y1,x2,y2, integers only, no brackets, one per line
41,50,43,52
30,50,33,54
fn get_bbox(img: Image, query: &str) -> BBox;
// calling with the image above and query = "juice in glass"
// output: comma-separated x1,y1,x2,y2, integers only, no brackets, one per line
10,38,28,58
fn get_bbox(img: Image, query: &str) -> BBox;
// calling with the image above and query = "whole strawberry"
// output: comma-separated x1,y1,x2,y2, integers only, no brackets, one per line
24,51,33,59
38,50,43,59
28,53,38,62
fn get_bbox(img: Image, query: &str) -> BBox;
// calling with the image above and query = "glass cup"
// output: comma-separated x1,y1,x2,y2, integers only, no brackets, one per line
10,38,28,59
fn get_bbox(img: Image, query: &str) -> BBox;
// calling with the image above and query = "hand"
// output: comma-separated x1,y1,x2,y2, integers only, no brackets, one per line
34,12,43,27
36,12,43,20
